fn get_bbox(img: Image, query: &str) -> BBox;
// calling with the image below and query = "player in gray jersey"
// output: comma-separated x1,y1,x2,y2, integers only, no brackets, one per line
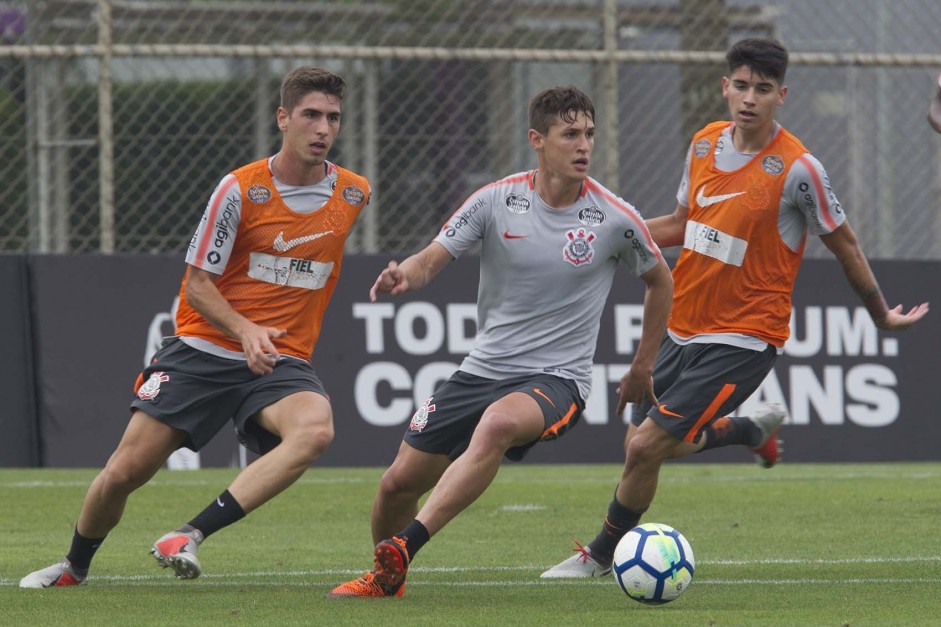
329,86,674,598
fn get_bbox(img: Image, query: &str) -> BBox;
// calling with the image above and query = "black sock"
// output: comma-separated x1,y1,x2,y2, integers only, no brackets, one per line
66,527,106,574
186,489,246,539
699,416,762,451
586,496,645,566
395,519,430,561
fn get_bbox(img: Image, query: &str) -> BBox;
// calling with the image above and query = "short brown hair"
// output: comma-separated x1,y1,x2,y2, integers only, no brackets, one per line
726,38,789,83
528,86,595,135
280,67,346,114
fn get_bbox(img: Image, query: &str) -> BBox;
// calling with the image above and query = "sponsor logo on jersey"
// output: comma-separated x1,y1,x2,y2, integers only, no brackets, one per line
504,193,531,214
684,220,747,266
137,371,169,400
247,184,272,204
248,252,333,290
762,155,785,175
562,227,596,267
696,185,745,208
342,185,366,205
623,229,651,265
714,136,727,156
207,251,221,265
578,205,606,227
502,231,528,240
445,197,485,237
273,231,332,252
694,139,711,158
410,397,436,432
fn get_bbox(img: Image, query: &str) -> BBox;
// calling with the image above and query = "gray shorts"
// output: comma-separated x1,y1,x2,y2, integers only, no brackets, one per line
404,370,585,461
630,335,777,443
130,337,327,454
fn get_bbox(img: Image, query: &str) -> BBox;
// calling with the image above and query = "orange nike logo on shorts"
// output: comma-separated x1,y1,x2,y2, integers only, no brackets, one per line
533,388,556,408
658,404,684,419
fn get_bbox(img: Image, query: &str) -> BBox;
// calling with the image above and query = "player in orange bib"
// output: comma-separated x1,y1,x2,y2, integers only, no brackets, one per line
21,67,370,588
544,38,929,578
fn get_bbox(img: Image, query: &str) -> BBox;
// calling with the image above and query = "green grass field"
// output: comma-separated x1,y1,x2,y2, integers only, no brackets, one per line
3,463,940,626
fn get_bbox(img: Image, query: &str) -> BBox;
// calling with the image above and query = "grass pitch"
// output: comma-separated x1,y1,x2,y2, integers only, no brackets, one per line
3,463,941,626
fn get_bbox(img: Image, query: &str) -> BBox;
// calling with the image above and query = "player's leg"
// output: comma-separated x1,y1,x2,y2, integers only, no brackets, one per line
328,441,451,599
20,411,186,588
151,389,333,579
414,391,545,535
371,441,451,543
230,390,333,509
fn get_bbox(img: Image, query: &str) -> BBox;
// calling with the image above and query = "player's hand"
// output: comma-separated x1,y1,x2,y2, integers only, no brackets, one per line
369,260,408,301
240,325,286,375
616,368,658,417
875,302,929,331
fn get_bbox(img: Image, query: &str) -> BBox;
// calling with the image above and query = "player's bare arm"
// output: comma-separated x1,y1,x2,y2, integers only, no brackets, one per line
645,202,689,249
616,259,673,416
369,241,453,301
820,222,929,331
184,265,286,375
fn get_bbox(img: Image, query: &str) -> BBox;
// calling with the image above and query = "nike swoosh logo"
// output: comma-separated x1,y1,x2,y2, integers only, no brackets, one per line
273,231,332,252
696,186,745,207
532,387,556,408
503,231,528,239
216,497,225,508
658,404,685,419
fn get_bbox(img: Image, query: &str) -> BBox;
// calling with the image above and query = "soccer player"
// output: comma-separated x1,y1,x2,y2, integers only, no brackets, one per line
542,38,929,579
20,66,370,588
928,71,941,133
328,86,674,598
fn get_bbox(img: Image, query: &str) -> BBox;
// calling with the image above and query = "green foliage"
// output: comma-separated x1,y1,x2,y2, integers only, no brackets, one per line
3,463,941,626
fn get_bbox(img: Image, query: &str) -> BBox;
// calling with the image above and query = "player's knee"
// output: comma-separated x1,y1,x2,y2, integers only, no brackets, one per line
475,409,526,450
288,419,334,463
625,432,670,467
99,456,154,493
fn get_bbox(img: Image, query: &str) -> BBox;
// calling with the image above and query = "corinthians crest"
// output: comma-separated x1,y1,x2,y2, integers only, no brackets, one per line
409,397,436,432
137,371,169,400
562,227,596,266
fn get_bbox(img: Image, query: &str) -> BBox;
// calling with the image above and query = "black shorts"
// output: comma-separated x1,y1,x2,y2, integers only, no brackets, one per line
130,337,327,455
630,335,777,443
403,370,585,462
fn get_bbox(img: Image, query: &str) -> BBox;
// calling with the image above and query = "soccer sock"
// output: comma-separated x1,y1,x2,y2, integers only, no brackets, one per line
396,519,430,561
698,416,763,451
185,489,246,539
586,496,645,566
66,527,106,575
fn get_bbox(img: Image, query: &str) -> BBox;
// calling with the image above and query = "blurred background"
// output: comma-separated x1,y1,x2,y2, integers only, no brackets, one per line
0,0,939,258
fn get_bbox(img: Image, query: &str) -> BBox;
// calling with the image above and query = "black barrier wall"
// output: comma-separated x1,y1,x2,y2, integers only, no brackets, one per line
7,254,940,467
0,255,38,467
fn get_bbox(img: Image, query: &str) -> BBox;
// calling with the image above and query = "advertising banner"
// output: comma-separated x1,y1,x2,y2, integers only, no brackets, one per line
27,254,939,467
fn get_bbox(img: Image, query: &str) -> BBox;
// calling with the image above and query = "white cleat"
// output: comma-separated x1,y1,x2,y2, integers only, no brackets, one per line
20,558,86,588
747,403,787,468
150,530,203,580
541,540,611,578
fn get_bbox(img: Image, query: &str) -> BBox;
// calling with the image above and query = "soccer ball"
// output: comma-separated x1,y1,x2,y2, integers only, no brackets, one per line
612,522,695,604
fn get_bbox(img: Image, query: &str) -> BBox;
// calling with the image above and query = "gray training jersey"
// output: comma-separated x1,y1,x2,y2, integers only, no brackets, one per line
433,170,662,401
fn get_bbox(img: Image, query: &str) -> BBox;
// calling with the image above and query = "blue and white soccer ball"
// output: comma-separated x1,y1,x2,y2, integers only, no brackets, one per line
612,522,695,604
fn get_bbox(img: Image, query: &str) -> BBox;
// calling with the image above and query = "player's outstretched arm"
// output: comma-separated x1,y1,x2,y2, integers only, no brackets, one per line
820,222,929,331
369,241,453,302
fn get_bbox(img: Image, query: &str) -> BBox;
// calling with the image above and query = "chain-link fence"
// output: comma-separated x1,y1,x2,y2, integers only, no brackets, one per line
1,0,939,258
